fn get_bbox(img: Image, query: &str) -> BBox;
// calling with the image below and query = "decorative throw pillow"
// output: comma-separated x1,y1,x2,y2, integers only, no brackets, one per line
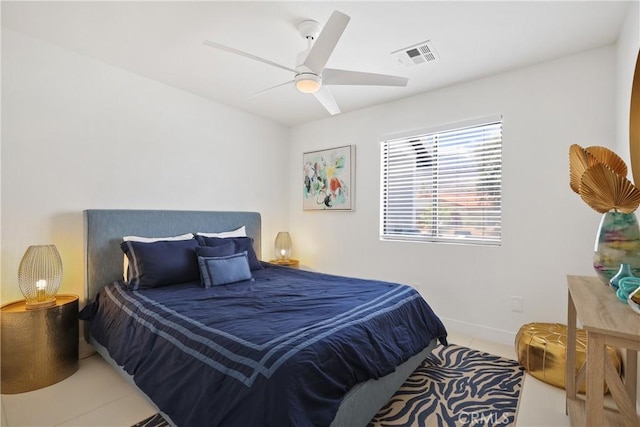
196,236,263,271
195,226,246,238
195,243,235,285
198,252,254,287
121,238,200,290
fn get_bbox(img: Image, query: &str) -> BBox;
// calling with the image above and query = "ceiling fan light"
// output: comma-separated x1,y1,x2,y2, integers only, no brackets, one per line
295,74,321,93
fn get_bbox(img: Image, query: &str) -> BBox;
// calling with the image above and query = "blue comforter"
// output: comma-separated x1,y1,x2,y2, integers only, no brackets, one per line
82,264,447,427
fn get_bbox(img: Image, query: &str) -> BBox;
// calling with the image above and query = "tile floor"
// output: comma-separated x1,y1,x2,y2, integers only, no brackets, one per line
1,332,572,427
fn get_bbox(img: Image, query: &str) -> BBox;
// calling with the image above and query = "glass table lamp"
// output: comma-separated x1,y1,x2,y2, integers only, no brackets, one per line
18,245,63,309
274,232,292,261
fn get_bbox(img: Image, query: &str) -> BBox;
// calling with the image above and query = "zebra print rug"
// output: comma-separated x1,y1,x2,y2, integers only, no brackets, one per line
369,344,525,426
132,413,167,427
132,344,524,427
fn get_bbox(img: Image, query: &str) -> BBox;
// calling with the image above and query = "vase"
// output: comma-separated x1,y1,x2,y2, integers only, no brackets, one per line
609,263,634,289
593,211,640,284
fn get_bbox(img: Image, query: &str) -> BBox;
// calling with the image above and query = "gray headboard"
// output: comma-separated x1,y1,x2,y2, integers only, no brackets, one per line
83,209,261,302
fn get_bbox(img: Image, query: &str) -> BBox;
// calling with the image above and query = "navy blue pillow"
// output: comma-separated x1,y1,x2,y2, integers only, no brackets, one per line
198,252,253,287
121,239,200,290
196,243,235,258
196,236,263,271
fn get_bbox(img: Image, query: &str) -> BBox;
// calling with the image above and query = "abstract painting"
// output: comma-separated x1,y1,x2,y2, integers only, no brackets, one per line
303,145,354,211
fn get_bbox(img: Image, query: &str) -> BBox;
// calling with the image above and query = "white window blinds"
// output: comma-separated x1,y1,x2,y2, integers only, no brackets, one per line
381,118,502,246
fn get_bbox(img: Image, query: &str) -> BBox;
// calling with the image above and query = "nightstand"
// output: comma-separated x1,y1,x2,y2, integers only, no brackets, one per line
269,259,300,269
1,294,79,394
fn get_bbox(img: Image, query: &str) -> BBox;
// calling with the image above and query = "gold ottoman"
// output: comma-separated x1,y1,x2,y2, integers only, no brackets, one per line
515,322,620,393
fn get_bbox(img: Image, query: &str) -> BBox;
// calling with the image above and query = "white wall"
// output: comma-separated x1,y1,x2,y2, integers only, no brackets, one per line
289,46,616,344
1,29,290,304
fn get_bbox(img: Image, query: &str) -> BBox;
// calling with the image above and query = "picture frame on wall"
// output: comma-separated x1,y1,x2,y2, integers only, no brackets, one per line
303,145,354,211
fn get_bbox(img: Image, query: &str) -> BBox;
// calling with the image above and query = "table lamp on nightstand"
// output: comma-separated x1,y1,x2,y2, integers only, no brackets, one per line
18,244,63,309
274,232,292,261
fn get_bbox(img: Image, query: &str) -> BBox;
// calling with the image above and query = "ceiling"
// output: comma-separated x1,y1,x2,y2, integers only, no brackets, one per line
2,1,633,127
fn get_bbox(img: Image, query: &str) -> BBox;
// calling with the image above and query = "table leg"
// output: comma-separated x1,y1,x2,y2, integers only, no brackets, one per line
625,349,638,405
586,332,605,427
566,289,577,408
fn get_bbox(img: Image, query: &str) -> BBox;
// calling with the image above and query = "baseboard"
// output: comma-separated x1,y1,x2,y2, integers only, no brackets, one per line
440,316,516,346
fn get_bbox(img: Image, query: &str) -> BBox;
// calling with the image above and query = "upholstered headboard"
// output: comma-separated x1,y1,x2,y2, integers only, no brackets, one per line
83,209,261,302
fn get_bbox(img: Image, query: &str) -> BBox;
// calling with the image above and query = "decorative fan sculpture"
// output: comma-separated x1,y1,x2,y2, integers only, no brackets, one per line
569,144,640,214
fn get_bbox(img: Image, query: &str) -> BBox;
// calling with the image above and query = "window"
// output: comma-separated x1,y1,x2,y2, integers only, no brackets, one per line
380,117,502,246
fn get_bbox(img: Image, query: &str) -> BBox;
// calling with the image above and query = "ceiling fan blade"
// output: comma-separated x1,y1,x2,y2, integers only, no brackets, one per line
313,86,341,115
249,80,294,98
323,68,409,87
302,11,350,74
203,40,297,73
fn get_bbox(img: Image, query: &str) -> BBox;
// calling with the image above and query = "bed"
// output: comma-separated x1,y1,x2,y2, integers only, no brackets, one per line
81,209,447,427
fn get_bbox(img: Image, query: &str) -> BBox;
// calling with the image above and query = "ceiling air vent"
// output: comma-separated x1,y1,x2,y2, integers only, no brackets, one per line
392,40,439,68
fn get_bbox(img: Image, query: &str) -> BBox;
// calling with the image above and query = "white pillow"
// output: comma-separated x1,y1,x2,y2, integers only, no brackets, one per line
123,233,194,242
196,226,246,238
122,233,195,281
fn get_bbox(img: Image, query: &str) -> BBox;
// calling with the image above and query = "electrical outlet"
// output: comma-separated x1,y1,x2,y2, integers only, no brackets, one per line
511,296,523,313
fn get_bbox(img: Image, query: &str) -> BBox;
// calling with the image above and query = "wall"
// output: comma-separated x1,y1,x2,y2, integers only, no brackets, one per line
289,46,616,344
1,29,290,304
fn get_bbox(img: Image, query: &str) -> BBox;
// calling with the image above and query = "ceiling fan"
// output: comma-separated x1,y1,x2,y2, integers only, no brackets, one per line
203,10,409,116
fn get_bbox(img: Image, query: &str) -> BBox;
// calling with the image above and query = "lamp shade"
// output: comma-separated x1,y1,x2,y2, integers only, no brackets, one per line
295,74,321,94
274,232,292,261
18,245,62,309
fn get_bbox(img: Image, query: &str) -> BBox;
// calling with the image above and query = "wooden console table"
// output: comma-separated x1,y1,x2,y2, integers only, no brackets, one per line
566,275,640,426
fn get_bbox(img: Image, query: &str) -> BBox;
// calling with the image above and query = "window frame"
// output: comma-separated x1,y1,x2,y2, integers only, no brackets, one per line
380,115,503,247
